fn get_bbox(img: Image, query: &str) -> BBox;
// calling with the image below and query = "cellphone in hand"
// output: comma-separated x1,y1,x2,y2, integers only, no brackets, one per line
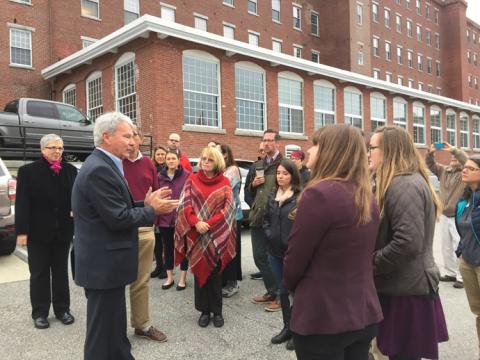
434,143,444,150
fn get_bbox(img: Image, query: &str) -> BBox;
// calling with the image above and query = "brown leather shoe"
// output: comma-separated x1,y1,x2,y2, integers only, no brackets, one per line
264,299,282,312
252,293,276,304
134,326,167,342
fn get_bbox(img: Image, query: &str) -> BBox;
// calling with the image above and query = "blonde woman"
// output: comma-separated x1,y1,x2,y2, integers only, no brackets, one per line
284,125,382,360
175,147,236,328
369,126,448,360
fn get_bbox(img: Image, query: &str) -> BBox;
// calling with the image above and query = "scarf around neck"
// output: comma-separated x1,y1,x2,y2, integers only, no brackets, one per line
275,186,294,207
44,156,62,175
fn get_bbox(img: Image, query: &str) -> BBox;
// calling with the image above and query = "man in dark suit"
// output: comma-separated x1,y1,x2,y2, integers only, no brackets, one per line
72,112,179,360
16,133,77,329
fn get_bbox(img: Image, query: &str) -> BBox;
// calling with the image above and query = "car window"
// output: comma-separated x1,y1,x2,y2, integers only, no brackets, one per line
56,103,86,123
26,101,57,118
4,100,18,114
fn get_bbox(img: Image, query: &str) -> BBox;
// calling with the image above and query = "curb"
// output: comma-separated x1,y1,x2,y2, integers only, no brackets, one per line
14,246,28,263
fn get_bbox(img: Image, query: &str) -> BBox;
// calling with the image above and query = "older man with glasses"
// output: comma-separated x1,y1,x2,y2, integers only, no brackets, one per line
167,133,193,173
15,134,78,329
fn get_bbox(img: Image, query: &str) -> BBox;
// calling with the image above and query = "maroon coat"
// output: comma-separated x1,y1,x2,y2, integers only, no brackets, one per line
284,180,383,335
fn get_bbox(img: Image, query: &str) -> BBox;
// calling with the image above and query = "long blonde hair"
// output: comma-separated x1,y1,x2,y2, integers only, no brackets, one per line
306,124,373,225
373,126,441,218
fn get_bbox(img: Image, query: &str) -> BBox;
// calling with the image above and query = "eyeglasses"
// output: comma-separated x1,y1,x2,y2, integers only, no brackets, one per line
368,145,379,153
262,139,275,143
44,146,64,151
463,165,480,172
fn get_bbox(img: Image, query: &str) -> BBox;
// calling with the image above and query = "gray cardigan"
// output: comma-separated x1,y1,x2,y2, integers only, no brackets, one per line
374,173,440,296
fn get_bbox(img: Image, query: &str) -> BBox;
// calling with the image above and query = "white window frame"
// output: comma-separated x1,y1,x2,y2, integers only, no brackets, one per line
373,36,380,57
413,102,426,145
373,69,380,79
407,50,413,68
460,112,470,149
9,24,33,68
416,24,422,42
356,3,363,25
473,115,480,150
396,14,402,33
272,0,281,22
311,50,320,63
313,79,336,129
248,31,260,46
278,71,304,135
223,23,235,39
386,72,392,82
385,41,391,61
62,84,76,106
344,86,363,129
384,8,391,28
407,19,413,37
293,44,302,58
124,0,140,24
446,109,457,147
393,97,408,128
223,0,234,7
397,46,403,64
372,2,379,23
115,52,137,122
417,53,423,71
293,4,301,30
435,33,440,49
81,35,98,48
86,71,103,121
182,50,221,129
370,92,387,131
272,38,282,52
81,0,100,20
235,61,267,132
311,11,319,35
160,3,176,21
194,14,208,31
397,76,404,86
248,0,258,15
430,106,442,144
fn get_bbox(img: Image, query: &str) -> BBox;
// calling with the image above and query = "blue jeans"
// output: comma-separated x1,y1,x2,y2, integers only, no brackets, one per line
268,254,288,296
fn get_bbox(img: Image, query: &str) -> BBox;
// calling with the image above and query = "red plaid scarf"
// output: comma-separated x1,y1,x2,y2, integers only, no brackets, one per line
174,171,236,287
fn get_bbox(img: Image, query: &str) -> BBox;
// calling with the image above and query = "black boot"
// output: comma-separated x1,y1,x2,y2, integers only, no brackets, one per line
271,293,292,344
285,337,295,350
151,231,165,278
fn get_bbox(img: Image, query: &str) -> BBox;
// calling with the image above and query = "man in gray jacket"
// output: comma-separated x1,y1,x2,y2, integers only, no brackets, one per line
426,142,467,289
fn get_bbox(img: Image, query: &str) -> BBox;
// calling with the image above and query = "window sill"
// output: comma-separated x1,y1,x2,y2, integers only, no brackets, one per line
182,125,226,134
272,19,282,25
248,11,259,17
9,0,32,6
81,15,102,22
279,132,308,140
222,2,234,8
10,64,34,70
234,129,264,137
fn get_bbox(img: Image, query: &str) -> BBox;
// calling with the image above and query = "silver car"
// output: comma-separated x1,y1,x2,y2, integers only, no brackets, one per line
0,158,16,255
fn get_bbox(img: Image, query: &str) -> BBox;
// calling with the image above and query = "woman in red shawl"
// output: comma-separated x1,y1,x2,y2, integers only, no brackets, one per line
175,147,236,328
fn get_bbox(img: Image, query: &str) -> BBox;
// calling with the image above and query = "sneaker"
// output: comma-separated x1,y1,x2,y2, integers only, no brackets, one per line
250,272,263,280
134,326,167,342
439,275,457,282
222,283,239,298
264,299,282,312
252,293,276,304
453,281,464,289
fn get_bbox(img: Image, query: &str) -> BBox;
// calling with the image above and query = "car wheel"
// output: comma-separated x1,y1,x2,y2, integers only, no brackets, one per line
63,153,79,162
0,238,16,256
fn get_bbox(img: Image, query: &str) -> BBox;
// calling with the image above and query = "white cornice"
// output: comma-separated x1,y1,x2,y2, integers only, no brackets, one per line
41,14,480,114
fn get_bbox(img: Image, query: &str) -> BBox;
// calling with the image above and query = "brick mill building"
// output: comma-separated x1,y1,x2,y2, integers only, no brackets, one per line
2,0,480,158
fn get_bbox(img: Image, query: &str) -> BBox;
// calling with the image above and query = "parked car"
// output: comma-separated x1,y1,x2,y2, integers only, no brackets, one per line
0,98,94,160
190,158,253,225
0,158,16,256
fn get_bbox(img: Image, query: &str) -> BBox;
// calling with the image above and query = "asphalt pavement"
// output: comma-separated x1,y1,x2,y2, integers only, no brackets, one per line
0,228,477,360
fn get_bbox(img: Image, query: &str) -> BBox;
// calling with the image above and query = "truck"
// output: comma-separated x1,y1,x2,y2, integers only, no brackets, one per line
0,98,94,160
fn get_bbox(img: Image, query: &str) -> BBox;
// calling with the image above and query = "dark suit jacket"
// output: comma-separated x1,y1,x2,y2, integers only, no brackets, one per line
15,158,77,243
284,181,383,336
72,149,155,290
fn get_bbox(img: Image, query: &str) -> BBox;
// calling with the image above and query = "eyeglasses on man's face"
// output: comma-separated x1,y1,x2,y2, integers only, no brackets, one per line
45,146,64,151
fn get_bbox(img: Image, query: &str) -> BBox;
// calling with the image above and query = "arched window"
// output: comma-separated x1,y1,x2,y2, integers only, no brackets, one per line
460,112,470,148
62,84,76,106
430,105,442,144
473,115,480,149
412,101,425,145
115,52,137,122
446,109,457,146
278,71,304,134
86,71,103,121
313,79,335,129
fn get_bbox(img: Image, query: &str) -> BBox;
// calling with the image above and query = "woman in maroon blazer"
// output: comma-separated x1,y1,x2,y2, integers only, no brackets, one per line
284,124,383,360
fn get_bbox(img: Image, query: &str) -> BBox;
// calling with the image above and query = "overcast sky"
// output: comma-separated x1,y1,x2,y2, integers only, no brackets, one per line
467,0,480,24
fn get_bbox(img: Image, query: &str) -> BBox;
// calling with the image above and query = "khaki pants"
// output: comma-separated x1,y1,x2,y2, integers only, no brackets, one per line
129,228,155,330
370,337,388,360
459,257,480,354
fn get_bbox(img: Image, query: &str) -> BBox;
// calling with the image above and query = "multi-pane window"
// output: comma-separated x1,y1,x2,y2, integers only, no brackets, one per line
124,0,139,24
194,16,208,31
468,51,472,64
370,94,386,131
393,98,407,128
183,53,219,127
413,104,425,145
63,85,76,106
344,88,363,129
396,15,402,33
408,79,414,88
81,37,97,48
313,81,335,128
373,37,379,57
474,53,478,66
223,0,234,5
161,4,175,21
293,5,301,29
434,9,439,24
425,3,430,18
272,39,282,52
293,46,302,58
460,113,470,148
115,55,137,122
248,32,259,46
397,76,404,86
372,3,379,22
407,20,413,37
223,24,234,39
384,9,391,28
278,75,304,134
356,4,363,25
417,54,423,71
446,111,457,146
430,108,442,144
436,61,441,77
311,50,320,63
385,42,391,61
435,33,440,49
81,0,99,18
473,116,480,149
10,28,32,67
426,58,432,74
311,12,319,35
416,24,422,42
418,82,424,91
357,51,364,65
86,73,103,121
248,0,258,14
397,46,403,64
386,72,392,82
416,0,421,15
406,0,411,9
407,50,413,68
373,69,380,79
272,0,281,22
235,64,265,131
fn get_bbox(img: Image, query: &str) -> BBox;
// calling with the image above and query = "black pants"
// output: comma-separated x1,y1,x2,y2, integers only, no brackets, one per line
292,323,378,360
27,240,71,319
84,287,133,360
159,227,188,271
194,263,222,314
153,229,165,271
222,221,242,284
